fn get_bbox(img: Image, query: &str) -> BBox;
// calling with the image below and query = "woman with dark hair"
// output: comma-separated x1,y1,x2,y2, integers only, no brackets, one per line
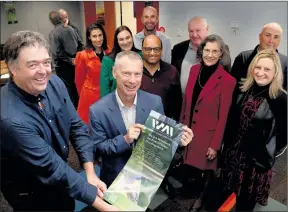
220,49,287,211
75,23,111,124
100,25,142,97
179,34,236,211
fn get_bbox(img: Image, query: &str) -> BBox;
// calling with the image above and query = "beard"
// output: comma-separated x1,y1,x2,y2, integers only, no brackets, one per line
144,24,156,32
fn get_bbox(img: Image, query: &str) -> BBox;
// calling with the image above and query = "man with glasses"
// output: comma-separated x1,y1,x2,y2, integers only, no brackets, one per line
172,16,231,94
134,6,172,63
141,34,182,121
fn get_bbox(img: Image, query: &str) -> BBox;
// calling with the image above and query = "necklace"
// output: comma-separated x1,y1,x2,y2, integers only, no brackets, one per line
198,66,204,88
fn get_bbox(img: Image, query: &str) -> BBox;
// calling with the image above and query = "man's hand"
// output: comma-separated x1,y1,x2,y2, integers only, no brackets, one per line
87,174,107,199
180,125,193,146
72,58,76,65
206,147,217,160
92,196,120,211
124,124,145,144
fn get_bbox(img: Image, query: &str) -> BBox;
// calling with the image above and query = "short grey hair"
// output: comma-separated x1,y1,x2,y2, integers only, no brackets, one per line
114,51,143,69
197,34,230,70
3,31,50,75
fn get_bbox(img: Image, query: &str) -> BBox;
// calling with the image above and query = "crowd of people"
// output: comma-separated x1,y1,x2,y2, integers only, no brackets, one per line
1,5,287,212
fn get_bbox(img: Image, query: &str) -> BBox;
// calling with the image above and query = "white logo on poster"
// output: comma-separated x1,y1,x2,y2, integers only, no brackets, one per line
152,119,173,137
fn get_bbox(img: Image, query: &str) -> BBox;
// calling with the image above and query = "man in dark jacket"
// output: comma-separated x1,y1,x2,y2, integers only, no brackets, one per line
1,30,118,211
141,34,182,121
230,22,287,90
49,11,80,108
59,8,84,50
171,16,231,94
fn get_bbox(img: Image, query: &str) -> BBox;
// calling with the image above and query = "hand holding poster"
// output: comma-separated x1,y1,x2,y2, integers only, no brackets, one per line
104,110,184,211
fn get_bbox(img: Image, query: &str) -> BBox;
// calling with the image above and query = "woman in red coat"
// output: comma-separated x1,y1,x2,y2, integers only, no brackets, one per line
180,34,236,211
75,23,111,124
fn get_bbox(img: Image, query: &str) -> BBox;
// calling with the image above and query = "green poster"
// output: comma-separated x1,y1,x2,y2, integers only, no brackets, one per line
104,110,184,211
4,1,18,24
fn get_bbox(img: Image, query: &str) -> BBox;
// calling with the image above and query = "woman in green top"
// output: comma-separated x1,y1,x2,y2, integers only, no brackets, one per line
100,25,142,97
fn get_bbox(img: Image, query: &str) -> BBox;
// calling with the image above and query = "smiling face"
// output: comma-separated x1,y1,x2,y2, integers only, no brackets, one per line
89,28,103,49
142,35,162,65
259,24,282,51
188,18,209,48
253,57,275,86
141,7,159,32
113,57,143,100
10,44,52,96
202,41,222,66
117,30,133,51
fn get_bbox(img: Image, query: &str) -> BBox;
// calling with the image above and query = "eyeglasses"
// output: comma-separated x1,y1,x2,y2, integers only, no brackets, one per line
143,47,162,53
203,49,221,56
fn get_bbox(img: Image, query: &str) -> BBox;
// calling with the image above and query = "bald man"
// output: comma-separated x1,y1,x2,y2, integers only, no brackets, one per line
172,16,231,94
231,22,287,90
141,35,182,121
134,6,172,63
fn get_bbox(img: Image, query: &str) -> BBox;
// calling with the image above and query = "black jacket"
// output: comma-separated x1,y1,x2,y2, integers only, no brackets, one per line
230,45,288,90
171,39,232,75
222,90,287,170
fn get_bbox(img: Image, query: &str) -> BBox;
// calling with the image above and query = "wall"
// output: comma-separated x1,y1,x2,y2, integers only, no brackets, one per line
115,2,137,35
159,2,287,62
0,1,83,44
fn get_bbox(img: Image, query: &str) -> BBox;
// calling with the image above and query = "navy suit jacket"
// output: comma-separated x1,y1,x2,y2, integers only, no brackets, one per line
89,90,164,187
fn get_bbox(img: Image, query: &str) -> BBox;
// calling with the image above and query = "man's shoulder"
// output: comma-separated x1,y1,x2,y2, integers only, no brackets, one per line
138,90,161,102
134,31,145,40
173,40,190,50
90,92,115,113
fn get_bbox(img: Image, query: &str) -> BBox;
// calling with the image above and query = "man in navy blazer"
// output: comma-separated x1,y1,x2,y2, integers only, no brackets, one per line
1,31,117,211
89,51,194,187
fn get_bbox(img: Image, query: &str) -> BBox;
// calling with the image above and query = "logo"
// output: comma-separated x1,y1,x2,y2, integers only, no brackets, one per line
152,119,173,137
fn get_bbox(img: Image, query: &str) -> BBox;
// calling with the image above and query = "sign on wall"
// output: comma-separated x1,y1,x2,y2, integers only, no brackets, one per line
4,1,18,24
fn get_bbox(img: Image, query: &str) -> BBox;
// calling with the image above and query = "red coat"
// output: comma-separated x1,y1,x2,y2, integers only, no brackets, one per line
180,64,236,170
75,48,111,124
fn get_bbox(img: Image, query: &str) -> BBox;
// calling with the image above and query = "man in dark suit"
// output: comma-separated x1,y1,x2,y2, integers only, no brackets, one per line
89,51,194,187
59,8,84,50
1,30,118,211
231,22,287,90
172,16,231,94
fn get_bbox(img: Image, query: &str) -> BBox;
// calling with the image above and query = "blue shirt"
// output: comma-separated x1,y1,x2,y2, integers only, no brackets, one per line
1,74,97,205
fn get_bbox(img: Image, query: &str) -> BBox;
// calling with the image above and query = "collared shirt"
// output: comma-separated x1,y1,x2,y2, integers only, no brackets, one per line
115,89,137,130
1,75,97,205
134,30,172,63
180,41,198,94
141,60,182,121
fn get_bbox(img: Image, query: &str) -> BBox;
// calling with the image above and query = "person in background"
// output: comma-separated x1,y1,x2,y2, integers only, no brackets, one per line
141,34,182,121
221,49,287,211
0,30,118,212
172,16,231,94
75,23,111,124
100,25,142,97
48,11,80,108
180,34,236,211
90,51,194,187
59,8,84,51
231,22,287,90
134,6,172,63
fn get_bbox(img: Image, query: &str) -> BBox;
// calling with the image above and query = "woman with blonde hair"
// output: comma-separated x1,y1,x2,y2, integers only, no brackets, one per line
220,49,287,211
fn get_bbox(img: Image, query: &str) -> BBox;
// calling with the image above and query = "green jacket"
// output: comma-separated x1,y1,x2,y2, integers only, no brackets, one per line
100,51,143,97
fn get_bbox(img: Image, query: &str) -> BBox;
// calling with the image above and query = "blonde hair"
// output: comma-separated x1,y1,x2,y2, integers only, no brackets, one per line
240,49,286,99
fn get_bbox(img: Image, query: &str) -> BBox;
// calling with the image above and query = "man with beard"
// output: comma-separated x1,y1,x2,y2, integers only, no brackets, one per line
134,6,172,63
140,34,182,121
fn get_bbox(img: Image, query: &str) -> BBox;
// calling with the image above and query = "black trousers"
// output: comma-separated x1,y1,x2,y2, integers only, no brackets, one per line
55,62,79,109
2,186,75,211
